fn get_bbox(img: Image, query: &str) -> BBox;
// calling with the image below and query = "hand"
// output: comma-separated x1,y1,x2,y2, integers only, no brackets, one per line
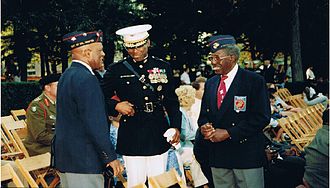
169,128,180,145
106,160,124,177
115,101,135,116
208,128,230,142
265,149,278,161
200,123,215,138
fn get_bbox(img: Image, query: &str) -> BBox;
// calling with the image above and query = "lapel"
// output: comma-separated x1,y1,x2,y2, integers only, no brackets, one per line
216,68,243,119
210,75,220,112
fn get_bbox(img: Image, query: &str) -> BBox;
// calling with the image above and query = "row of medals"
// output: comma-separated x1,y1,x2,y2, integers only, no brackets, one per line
148,69,168,84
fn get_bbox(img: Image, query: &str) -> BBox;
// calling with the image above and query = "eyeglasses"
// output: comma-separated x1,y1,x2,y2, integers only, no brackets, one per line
208,55,230,62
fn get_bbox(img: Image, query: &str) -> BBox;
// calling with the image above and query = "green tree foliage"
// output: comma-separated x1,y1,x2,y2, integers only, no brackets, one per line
1,0,148,79
1,0,328,80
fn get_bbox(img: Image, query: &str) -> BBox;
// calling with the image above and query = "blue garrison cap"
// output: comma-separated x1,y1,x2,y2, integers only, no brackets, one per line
63,30,103,50
208,35,236,53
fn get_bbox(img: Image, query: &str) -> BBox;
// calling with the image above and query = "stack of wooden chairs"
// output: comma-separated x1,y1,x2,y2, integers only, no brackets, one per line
277,103,324,151
275,88,309,108
275,88,292,102
1,109,60,187
286,94,308,108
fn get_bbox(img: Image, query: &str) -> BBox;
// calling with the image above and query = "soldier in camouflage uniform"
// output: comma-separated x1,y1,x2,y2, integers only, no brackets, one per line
23,74,60,156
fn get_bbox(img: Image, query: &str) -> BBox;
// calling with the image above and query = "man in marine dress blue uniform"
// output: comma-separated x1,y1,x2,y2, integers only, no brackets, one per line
101,24,182,187
198,35,270,188
54,30,123,188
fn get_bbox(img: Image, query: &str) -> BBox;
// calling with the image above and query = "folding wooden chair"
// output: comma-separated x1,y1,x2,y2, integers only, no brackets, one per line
1,115,28,139
278,115,315,151
311,104,325,118
1,128,25,160
11,109,27,121
306,107,323,127
275,88,292,101
1,115,16,125
1,119,29,158
296,112,319,135
132,183,148,188
288,114,316,137
287,94,308,108
299,108,322,132
1,163,24,187
15,152,59,188
148,168,187,188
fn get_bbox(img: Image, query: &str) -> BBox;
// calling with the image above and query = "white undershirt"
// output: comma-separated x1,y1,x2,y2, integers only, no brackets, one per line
223,63,239,91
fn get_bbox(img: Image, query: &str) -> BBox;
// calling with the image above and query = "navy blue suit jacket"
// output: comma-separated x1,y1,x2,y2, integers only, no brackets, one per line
55,62,117,173
198,68,271,169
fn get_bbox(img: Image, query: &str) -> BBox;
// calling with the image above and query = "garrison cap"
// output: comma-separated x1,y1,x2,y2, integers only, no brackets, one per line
63,30,103,50
39,74,61,89
208,35,236,53
116,24,152,48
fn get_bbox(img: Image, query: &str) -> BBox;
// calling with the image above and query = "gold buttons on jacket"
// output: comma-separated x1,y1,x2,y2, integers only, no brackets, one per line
143,86,147,89
139,65,143,68
144,97,149,100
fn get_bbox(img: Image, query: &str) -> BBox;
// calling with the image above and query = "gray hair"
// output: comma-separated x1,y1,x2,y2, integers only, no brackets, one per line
222,45,240,62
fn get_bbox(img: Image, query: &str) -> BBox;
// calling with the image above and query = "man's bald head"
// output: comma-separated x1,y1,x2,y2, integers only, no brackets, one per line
71,42,105,70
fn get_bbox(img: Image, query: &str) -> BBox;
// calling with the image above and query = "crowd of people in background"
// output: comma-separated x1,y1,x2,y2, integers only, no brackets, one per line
2,23,328,188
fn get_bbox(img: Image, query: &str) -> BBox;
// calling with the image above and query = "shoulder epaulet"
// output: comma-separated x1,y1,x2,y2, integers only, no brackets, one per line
33,96,42,102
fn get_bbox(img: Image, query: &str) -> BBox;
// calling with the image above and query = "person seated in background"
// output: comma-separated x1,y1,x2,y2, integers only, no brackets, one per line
262,58,276,85
303,80,328,109
24,74,60,156
175,85,197,147
108,95,127,187
180,67,191,85
175,85,209,188
263,141,306,188
305,66,315,81
191,77,215,188
274,64,286,89
94,62,107,82
268,88,303,115
191,76,207,131
268,94,291,142
297,108,329,188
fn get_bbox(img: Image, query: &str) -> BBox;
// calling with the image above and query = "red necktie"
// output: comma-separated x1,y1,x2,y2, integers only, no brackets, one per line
217,75,228,109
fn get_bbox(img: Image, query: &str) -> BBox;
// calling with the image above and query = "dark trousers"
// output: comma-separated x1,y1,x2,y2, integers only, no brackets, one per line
264,156,305,188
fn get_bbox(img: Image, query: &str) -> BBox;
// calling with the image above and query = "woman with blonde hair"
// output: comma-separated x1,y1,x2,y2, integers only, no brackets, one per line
175,85,209,187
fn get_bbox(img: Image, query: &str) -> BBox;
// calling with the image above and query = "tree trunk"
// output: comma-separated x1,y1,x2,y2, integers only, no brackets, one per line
284,52,288,71
45,51,50,75
291,0,304,82
51,62,57,74
40,45,46,77
104,39,115,67
61,47,68,72
14,26,29,81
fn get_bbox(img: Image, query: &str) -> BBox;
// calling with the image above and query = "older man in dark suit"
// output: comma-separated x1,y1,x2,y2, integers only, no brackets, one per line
198,35,271,188
54,30,123,187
